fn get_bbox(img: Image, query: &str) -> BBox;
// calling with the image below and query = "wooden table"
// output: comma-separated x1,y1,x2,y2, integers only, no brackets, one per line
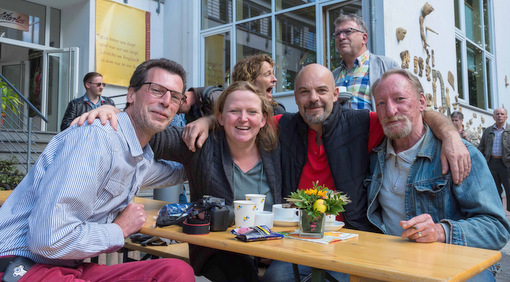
137,197,501,281
0,190,11,206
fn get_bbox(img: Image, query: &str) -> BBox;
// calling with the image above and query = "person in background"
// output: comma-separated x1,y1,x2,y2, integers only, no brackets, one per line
232,53,286,115
0,59,193,281
450,111,479,146
478,107,510,213
179,85,224,123
332,14,399,110
61,72,115,131
367,69,509,281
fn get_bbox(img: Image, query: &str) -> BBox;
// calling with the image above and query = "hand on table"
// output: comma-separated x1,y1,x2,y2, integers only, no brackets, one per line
400,214,446,243
114,203,146,238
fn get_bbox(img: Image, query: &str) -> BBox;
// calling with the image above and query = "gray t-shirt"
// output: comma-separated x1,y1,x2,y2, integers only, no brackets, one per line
232,160,274,211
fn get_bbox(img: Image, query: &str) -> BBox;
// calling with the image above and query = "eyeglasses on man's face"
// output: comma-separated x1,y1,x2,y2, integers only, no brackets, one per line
88,82,106,87
143,82,186,105
332,27,364,39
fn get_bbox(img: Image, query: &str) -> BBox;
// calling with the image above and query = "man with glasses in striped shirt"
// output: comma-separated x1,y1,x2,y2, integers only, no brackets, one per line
332,14,399,110
61,72,116,131
0,59,194,281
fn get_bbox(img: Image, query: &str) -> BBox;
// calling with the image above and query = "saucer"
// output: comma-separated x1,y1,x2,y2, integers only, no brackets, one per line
325,221,345,232
273,219,299,227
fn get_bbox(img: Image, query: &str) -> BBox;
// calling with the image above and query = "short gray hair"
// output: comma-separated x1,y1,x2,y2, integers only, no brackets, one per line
371,69,424,98
334,14,368,35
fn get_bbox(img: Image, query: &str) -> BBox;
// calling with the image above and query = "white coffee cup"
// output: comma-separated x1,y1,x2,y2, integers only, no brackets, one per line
245,194,266,212
233,200,257,228
254,211,274,228
325,214,336,224
272,204,299,221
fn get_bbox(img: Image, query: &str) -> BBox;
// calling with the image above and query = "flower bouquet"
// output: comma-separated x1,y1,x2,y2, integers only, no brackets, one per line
285,181,350,238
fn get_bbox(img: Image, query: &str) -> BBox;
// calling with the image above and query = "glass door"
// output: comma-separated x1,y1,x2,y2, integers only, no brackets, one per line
42,47,79,132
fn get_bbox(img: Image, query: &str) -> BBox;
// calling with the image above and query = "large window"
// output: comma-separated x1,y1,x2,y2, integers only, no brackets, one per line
201,0,362,93
455,0,494,110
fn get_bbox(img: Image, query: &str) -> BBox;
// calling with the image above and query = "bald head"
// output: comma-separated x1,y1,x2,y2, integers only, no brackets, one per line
294,64,338,132
493,107,508,128
296,64,336,90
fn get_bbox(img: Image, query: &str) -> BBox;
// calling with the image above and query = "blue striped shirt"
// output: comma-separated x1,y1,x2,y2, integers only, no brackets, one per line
0,112,186,266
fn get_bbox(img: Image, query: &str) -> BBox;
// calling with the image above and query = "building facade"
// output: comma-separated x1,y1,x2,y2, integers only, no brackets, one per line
1,0,509,133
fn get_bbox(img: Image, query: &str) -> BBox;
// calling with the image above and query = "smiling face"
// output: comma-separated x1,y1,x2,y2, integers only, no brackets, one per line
334,20,368,59
253,61,277,101
373,73,426,141
126,67,183,140
217,89,267,147
294,64,338,131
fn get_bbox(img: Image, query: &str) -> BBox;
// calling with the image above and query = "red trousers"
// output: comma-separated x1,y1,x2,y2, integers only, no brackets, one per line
0,258,194,282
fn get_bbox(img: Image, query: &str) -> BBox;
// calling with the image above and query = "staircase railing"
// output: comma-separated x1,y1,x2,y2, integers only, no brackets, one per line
0,74,48,172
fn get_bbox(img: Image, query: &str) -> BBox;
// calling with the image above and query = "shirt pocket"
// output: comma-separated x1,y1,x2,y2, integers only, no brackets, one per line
411,178,451,220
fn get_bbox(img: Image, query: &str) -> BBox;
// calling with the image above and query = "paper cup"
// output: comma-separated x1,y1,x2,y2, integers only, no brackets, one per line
254,211,274,228
272,204,299,221
233,200,257,228
245,194,266,211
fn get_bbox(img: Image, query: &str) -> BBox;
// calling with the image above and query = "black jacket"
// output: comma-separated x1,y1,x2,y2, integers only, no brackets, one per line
278,102,376,231
60,95,115,131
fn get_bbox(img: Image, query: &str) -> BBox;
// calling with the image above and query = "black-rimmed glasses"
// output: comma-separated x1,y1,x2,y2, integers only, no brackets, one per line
332,27,364,39
143,82,186,105
87,82,106,87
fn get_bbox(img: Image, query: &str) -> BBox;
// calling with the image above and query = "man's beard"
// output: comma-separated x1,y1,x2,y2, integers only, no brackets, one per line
382,115,412,140
303,102,327,124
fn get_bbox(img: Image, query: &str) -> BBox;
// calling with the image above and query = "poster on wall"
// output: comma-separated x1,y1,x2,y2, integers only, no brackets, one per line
96,0,150,87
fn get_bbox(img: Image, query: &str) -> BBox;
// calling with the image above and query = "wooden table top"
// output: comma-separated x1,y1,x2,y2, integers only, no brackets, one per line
0,190,11,206
136,197,501,282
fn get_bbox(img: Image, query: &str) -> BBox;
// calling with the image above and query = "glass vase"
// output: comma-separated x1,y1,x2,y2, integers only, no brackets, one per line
298,210,325,238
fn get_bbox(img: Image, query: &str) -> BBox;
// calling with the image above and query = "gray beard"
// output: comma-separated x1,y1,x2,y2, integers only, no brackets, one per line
304,113,327,124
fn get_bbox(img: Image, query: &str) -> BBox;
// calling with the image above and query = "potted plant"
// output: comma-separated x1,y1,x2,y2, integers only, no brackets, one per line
286,181,350,238
0,82,22,127
0,157,25,190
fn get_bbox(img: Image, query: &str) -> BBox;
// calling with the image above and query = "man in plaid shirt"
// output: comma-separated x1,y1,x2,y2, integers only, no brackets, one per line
332,14,399,110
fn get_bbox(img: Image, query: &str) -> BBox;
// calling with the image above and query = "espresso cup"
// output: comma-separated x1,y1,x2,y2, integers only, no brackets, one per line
272,204,299,221
254,211,274,228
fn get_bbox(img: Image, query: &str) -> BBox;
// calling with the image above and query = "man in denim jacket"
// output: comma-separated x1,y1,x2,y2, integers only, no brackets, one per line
366,69,510,280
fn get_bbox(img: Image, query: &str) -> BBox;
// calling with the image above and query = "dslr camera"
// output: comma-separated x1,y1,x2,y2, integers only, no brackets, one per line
187,196,235,232
156,195,234,234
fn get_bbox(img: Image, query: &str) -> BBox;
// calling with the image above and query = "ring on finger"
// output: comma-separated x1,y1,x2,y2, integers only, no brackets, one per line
418,231,422,238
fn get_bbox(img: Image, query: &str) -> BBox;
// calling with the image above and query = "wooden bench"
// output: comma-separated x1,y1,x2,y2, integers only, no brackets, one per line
121,238,190,263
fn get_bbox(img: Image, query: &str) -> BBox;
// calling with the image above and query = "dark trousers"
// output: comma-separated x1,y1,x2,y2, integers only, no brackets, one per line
488,158,510,211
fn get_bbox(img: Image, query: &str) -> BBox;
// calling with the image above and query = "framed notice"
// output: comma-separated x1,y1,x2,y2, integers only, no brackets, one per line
96,0,150,87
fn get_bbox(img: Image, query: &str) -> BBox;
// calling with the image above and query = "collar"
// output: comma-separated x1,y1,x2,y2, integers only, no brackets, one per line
492,123,507,131
385,131,425,164
375,125,437,162
117,112,154,161
340,50,370,70
83,94,105,104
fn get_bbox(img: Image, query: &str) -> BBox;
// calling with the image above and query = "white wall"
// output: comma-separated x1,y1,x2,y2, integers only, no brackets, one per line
493,0,510,113
383,0,499,134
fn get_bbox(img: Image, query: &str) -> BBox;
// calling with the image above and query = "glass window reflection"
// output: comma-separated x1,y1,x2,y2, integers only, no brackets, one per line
236,0,271,20
202,0,233,29
205,32,231,86
275,6,316,92
236,17,272,61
